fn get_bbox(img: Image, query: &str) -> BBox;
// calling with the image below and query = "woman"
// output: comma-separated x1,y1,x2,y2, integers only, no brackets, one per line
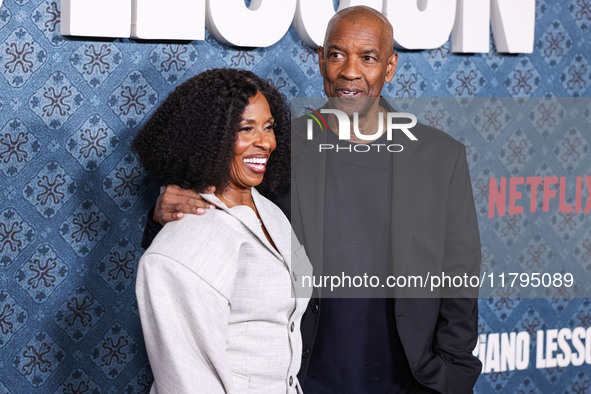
133,69,312,393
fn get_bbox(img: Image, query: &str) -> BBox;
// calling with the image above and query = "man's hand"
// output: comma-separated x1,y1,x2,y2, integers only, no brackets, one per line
153,185,216,226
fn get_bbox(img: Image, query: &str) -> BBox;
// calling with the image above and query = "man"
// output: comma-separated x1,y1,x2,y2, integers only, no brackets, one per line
141,6,481,393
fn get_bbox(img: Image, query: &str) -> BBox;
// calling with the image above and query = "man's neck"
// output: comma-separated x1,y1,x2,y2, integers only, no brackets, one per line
326,101,387,144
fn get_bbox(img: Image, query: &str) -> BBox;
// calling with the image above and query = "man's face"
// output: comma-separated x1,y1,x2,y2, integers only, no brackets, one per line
318,15,397,107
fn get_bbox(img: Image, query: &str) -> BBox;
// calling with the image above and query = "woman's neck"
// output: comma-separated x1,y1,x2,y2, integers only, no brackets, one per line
216,185,253,208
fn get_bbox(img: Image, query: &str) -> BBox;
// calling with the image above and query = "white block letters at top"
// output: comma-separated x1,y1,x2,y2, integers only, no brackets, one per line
384,0,457,50
452,0,490,53
293,0,382,48
58,0,535,53
490,0,535,53
132,0,205,40
61,0,131,38
205,0,296,47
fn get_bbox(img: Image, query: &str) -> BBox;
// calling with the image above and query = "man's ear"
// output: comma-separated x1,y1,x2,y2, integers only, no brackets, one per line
318,46,325,77
385,52,398,83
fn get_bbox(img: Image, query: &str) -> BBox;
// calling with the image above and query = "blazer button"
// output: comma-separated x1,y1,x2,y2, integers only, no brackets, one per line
289,376,293,386
302,348,310,358
290,322,295,332
311,303,319,313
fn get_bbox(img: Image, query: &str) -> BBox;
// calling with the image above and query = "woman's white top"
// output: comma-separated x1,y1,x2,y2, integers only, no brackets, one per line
136,188,312,394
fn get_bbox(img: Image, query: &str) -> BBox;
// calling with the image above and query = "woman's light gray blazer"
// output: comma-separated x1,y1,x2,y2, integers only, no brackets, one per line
136,188,312,393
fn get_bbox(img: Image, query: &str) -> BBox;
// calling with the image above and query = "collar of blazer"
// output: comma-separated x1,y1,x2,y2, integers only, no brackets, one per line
200,189,290,267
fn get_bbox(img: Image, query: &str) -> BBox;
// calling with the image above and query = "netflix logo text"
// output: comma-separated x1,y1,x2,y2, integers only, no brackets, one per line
488,176,591,219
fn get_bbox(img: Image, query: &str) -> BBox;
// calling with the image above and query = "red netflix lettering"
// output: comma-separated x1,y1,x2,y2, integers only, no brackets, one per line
488,176,591,218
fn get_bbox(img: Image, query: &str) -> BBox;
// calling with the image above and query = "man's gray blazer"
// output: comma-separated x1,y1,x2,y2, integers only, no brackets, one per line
291,107,482,394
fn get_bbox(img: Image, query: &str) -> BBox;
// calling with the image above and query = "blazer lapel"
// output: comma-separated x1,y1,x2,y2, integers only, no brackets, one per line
251,188,291,263
291,118,326,280
200,193,286,263
390,130,423,278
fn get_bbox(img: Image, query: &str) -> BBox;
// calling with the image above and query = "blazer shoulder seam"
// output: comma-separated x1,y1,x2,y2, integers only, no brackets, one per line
141,252,233,303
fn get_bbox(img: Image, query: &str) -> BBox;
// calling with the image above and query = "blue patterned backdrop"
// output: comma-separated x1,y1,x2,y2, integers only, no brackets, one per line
0,0,590,392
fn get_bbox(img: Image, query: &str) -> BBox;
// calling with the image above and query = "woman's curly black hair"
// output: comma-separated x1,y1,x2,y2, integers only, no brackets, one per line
133,68,290,196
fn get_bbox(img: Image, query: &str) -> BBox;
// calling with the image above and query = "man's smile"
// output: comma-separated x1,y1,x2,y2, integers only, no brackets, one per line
336,88,365,97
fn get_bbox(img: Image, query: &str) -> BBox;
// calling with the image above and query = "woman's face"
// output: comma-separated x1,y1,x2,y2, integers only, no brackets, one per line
229,91,276,189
